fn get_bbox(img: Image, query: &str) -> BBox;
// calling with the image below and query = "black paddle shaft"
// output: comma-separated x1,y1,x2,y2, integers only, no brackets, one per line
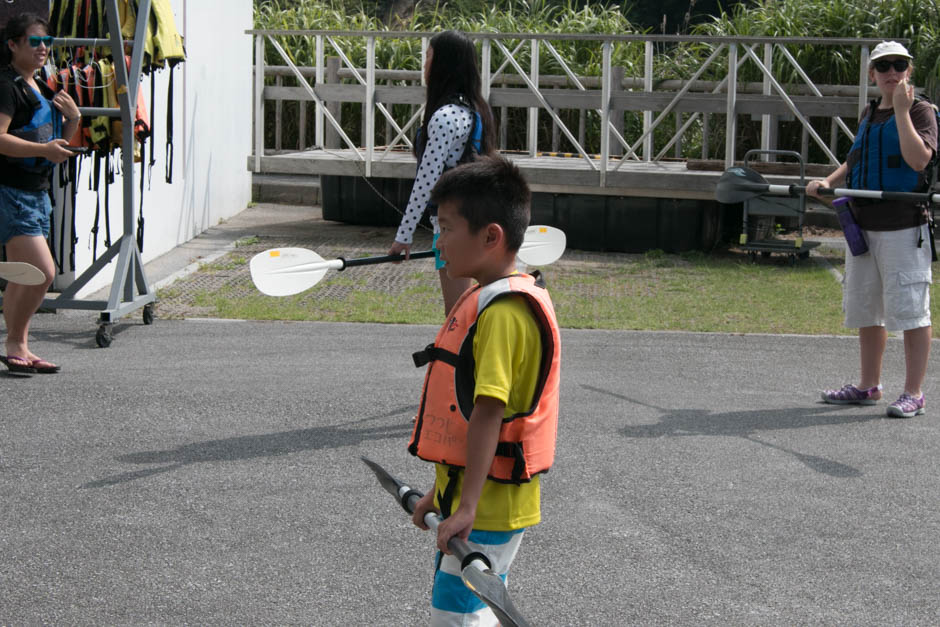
339,250,435,270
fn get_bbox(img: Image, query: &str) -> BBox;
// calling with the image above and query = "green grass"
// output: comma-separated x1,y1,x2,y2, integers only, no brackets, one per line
155,244,940,336
154,245,869,335
542,249,849,334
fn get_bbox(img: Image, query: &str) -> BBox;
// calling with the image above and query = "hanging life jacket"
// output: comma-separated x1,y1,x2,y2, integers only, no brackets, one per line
146,0,186,70
847,98,926,194
407,272,561,484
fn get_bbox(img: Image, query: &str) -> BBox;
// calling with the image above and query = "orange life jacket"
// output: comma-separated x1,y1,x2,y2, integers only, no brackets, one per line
407,272,561,484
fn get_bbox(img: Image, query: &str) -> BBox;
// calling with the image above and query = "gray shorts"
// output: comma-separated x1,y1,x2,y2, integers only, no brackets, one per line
843,224,933,331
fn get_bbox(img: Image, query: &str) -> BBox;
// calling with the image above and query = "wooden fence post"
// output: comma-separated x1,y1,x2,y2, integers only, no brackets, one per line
610,65,624,157
325,56,341,149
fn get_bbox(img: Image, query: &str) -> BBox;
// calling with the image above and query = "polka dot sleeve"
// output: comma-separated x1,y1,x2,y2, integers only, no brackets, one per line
395,104,475,244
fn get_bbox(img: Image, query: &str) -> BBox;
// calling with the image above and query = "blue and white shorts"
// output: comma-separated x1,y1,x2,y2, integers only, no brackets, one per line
430,528,525,626
0,184,53,244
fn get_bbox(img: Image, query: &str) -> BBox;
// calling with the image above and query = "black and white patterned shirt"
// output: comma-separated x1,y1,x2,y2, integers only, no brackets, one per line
395,103,476,244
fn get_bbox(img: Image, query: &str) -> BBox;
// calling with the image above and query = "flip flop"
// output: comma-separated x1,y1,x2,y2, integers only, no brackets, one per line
0,354,37,374
30,358,61,374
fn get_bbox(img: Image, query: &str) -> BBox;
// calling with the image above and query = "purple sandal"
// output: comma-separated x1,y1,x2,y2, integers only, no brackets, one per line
886,393,925,418
821,383,882,405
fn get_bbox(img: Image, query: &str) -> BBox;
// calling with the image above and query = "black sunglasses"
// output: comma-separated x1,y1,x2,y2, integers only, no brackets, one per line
873,58,909,73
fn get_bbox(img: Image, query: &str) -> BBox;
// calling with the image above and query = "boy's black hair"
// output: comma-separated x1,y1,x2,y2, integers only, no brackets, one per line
430,155,531,252
1,13,49,66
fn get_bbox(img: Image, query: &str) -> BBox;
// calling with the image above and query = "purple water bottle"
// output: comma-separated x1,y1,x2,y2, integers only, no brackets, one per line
833,197,868,256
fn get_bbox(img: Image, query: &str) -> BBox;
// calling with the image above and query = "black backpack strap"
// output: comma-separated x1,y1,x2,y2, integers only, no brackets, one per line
69,156,80,271
148,70,156,184
91,150,102,260
104,150,113,247
137,142,146,252
165,65,175,183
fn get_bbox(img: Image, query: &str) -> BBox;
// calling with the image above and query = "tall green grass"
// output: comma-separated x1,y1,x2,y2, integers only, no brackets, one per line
254,0,940,162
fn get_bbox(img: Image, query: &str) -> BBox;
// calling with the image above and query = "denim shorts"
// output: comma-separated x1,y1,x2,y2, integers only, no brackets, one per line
0,184,53,243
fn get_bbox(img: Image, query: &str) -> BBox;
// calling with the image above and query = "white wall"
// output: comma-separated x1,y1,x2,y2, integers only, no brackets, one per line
53,0,253,296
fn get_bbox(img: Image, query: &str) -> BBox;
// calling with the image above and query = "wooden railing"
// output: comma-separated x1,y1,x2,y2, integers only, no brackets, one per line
248,30,902,184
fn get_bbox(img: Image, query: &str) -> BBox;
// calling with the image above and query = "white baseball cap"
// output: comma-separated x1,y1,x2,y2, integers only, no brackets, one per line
870,41,913,61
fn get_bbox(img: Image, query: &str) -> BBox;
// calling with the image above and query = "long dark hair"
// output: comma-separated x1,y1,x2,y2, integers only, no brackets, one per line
416,30,496,159
1,12,49,67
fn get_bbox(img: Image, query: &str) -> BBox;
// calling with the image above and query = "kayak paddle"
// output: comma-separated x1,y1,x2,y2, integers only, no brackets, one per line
361,457,532,627
250,225,567,297
716,166,940,205
0,261,47,286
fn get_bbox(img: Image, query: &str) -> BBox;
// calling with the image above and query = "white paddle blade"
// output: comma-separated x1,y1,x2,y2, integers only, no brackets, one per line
0,261,46,286
518,225,566,266
250,248,334,296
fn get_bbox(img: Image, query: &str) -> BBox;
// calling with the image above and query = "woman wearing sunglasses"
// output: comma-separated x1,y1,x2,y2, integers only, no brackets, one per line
807,41,939,418
0,12,80,374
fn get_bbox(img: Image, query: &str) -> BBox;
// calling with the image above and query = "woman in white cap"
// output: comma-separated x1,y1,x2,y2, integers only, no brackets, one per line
808,41,938,418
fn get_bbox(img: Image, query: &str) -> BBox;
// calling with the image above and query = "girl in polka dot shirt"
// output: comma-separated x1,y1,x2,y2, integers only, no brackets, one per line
388,30,496,315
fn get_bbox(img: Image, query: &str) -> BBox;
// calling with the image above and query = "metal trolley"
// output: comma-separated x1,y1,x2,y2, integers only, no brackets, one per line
738,149,820,264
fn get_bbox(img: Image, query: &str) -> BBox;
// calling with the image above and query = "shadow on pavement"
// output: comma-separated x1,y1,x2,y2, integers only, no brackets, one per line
83,405,417,489
584,384,873,478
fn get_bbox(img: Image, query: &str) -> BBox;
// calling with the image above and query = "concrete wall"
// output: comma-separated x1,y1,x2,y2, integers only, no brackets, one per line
53,0,253,297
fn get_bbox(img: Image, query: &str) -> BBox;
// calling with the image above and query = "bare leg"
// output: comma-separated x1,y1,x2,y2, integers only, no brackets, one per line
3,234,55,361
439,268,471,318
902,325,931,397
858,325,887,397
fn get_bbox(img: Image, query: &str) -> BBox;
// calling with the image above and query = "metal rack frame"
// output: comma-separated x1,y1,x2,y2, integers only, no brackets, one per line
41,0,156,346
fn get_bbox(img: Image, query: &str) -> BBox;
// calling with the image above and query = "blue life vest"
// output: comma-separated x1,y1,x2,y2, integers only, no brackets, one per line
847,100,922,193
1,74,61,177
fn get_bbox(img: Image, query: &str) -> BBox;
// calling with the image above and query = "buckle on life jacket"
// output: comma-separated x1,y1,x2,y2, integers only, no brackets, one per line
495,441,527,483
437,465,462,519
413,344,459,368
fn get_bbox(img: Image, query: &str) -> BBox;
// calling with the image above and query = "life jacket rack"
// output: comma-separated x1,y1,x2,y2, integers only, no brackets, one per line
46,0,155,347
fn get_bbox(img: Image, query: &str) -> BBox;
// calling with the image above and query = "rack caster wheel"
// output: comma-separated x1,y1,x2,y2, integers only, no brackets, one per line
96,323,113,348
748,251,758,263
143,303,155,325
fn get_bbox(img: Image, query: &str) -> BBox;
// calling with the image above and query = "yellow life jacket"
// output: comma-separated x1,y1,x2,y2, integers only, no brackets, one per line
408,273,561,484
118,0,138,41
147,0,185,69
88,58,112,149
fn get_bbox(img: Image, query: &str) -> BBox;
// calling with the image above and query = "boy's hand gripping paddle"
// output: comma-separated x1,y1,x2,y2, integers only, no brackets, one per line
249,225,566,297
361,457,532,627
0,261,47,286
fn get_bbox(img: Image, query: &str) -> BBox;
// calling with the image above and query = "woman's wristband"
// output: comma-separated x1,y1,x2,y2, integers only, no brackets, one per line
66,113,82,121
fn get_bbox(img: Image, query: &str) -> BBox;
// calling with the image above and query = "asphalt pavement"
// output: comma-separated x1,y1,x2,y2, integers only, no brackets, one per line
1,205,937,625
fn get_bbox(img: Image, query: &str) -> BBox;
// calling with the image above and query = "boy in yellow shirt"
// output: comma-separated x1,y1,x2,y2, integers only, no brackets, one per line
407,155,561,625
